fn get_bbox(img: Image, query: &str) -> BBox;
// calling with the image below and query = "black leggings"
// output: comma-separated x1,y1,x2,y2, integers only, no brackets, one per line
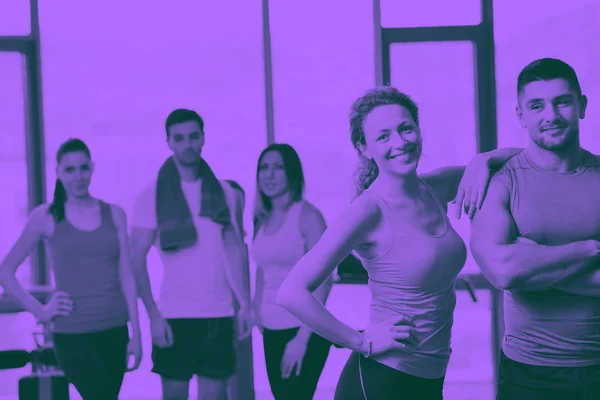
263,327,331,400
334,352,445,400
52,325,129,400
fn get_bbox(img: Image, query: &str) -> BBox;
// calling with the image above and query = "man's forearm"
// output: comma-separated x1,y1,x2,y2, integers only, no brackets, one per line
131,257,160,318
230,268,251,309
482,240,597,290
225,254,251,309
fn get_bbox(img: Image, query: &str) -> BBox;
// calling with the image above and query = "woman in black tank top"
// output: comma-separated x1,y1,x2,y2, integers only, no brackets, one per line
0,139,142,400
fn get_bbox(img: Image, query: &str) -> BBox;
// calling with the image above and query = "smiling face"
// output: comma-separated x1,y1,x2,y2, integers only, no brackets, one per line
56,150,94,198
517,78,587,152
357,104,422,178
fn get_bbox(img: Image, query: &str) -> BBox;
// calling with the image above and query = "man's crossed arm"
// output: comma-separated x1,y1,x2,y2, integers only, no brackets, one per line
469,172,600,293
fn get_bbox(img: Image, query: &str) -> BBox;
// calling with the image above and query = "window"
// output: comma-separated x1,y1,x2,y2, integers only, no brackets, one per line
0,1,31,35
0,50,38,400
0,52,32,288
380,0,481,28
268,0,375,223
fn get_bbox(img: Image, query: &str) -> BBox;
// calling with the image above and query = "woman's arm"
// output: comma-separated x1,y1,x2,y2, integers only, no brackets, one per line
276,195,381,354
0,205,52,319
294,202,332,344
111,205,141,338
421,147,523,204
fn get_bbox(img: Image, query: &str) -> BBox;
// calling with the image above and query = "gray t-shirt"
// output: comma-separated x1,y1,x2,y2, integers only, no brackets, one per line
498,149,600,367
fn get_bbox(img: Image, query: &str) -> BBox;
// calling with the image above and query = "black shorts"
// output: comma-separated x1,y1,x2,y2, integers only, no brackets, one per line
151,317,236,381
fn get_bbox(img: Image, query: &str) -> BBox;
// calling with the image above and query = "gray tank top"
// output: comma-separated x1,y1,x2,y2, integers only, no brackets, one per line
47,201,129,334
354,181,467,379
499,149,600,367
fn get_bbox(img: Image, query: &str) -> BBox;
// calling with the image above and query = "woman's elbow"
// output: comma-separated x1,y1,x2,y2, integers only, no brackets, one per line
0,269,14,288
276,280,303,309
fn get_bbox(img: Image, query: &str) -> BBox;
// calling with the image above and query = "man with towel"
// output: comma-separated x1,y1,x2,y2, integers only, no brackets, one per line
130,109,252,400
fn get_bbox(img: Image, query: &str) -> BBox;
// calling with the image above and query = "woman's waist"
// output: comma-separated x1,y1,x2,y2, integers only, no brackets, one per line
369,301,455,349
53,282,124,299
368,286,456,318
53,298,128,328
62,292,127,311
52,312,129,333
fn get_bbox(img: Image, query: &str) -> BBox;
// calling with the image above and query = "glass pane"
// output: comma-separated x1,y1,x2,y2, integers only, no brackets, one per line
39,1,265,398
390,42,480,274
0,52,31,288
0,52,38,398
445,291,494,399
380,0,481,28
269,0,375,222
494,0,600,153
0,1,31,36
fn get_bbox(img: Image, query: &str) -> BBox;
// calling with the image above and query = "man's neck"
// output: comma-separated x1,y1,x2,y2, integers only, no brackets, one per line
525,142,584,173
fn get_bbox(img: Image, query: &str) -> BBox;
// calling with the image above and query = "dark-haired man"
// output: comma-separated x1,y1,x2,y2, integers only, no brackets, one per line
130,109,252,400
471,58,600,399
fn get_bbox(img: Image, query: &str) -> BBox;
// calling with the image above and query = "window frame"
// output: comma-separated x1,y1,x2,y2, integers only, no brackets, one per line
0,0,48,288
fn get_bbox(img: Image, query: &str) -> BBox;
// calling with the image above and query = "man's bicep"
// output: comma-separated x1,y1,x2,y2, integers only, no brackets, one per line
470,177,517,256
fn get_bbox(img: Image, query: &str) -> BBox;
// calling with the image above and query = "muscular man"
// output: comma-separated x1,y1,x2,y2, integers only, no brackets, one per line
471,58,600,399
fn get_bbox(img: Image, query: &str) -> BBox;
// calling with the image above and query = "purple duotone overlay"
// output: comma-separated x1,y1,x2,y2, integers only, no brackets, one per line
1,0,599,399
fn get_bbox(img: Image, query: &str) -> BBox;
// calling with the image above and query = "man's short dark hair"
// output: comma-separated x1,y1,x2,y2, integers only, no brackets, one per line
517,58,582,97
165,109,205,137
